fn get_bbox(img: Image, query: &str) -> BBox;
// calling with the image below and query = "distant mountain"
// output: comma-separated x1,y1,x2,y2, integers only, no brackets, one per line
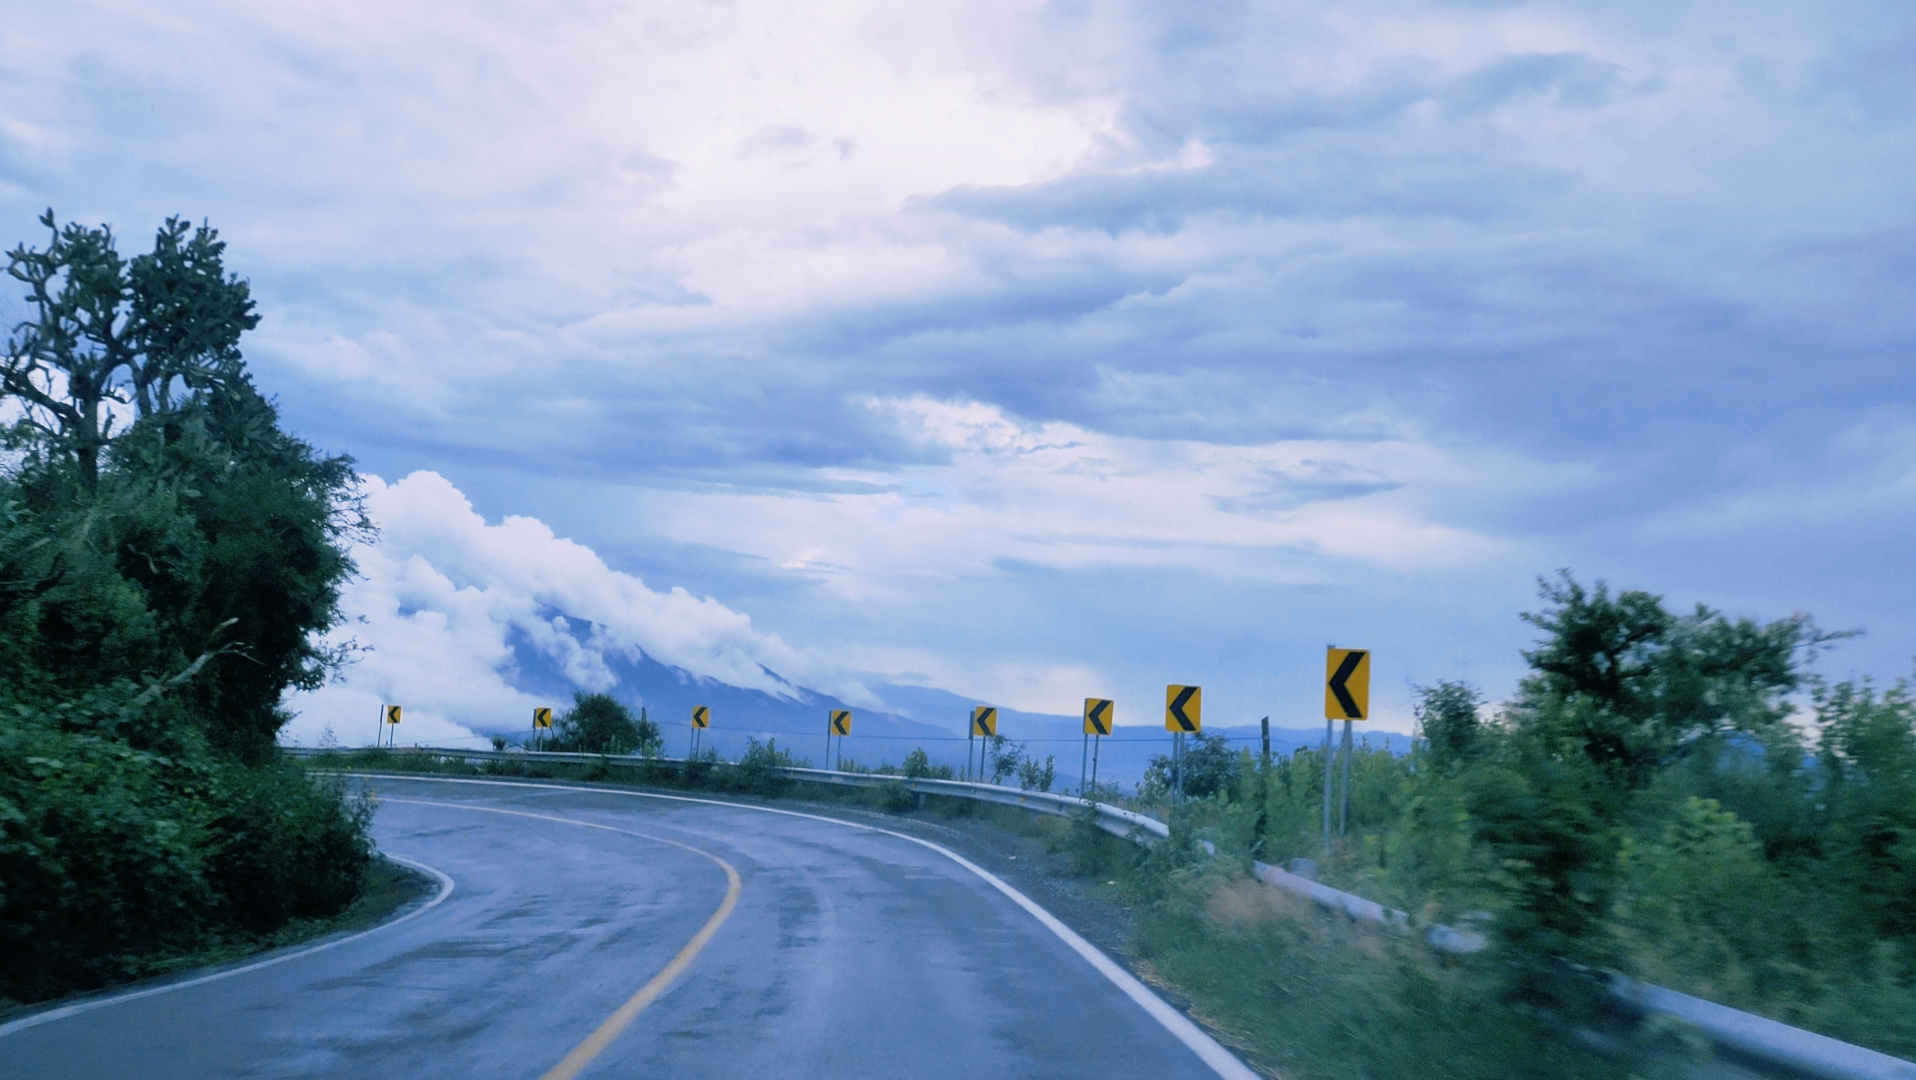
461,628,1411,790
467,627,961,769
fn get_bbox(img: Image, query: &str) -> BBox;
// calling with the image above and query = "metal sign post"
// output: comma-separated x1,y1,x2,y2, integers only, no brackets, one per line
828,710,852,770
971,707,997,781
690,705,710,758
1083,698,1113,798
1323,647,1370,847
1164,686,1200,805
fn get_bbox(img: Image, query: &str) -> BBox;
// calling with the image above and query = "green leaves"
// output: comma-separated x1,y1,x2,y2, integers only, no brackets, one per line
549,692,659,755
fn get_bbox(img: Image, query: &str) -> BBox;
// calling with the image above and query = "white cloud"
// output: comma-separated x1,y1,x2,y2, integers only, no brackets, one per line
631,394,1567,590
281,470,873,747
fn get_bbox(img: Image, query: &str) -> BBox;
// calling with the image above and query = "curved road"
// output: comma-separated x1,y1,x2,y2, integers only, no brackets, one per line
1,775,1253,1079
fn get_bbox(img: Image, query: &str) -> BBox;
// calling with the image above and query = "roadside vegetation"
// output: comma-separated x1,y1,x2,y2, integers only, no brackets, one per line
1131,574,1916,1063
0,212,378,1009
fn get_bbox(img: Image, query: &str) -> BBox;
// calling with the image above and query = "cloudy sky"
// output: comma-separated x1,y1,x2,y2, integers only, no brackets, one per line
4,0,1913,740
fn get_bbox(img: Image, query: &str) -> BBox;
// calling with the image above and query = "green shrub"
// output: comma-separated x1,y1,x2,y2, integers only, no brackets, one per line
0,704,372,1005
734,738,798,797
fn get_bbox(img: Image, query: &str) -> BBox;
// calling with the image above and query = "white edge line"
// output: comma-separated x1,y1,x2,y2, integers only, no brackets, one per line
0,854,455,1039
327,771,1261,1080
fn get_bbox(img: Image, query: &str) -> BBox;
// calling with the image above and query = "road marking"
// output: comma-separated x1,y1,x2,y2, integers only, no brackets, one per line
378,797,743,1080
0,854,455,1040
351,774,1260,1080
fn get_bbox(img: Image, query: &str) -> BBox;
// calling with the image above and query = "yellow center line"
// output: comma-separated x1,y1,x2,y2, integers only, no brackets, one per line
380,797,743,1080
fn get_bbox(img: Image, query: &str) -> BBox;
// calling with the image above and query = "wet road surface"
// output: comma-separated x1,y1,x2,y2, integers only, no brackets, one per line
1,774,1253,1079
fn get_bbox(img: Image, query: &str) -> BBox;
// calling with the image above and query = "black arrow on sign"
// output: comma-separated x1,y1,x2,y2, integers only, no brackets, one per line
1328,651,1366,718
1087,700,1111,735
1168,686,1198,731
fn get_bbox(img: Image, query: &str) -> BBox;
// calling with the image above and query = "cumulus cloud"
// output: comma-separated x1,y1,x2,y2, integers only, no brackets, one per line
281,471,870,747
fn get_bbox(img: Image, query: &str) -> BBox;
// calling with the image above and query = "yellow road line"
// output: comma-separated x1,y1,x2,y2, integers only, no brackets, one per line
379,798,743,1080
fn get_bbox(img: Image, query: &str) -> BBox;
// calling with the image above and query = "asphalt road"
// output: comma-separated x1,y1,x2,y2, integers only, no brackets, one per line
1,775,1254,1079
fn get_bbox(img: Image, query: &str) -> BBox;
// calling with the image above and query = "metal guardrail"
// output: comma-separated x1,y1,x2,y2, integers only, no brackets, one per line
291,744,1916,1080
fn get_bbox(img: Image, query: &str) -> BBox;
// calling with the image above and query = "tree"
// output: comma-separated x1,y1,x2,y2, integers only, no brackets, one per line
0,210,373,1000
1142,733,1239,799
1414,680,1483,769
1468,573,1831,999
551,692,658,754
4,211,256,492
987,734,1022,784
1,212,365,759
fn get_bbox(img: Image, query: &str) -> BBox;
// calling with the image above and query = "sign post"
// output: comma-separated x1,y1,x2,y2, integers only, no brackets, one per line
691,705,710,758
970,706,997,781
381,704,401,749
1083,698,1113,798
1323,647,1370,846
533,706,552,751
1165,685,1201,804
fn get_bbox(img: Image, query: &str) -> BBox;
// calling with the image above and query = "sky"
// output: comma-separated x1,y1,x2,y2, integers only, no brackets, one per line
3,0,1913,742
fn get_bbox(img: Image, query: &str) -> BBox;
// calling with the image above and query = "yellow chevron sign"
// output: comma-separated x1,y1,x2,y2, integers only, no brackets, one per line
383,704,402,725
829,709,852,736
1083,698,1114,736
691,705,710,729
1325,647,1371,720
1164,685,1201,733
532,707,552,729
971,706,997,737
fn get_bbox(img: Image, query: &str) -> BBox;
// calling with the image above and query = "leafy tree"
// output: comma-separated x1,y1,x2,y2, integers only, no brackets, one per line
987,734,1022,784
551,692,658,754
1462,574,1835,1002
4,212,257,492
2,211,364,760
1142,733,1239,800
1414,680,1483,769
1812,676,1916,944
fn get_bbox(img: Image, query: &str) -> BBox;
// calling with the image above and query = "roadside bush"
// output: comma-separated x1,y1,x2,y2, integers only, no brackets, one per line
1016,753,1056,792
876,778,914,813
733,738,798,797
901,747,953,780
0,702,372,1004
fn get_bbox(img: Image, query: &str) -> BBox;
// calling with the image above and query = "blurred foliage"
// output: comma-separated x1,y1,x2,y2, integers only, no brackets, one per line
1144,572,1916,1057
0,211,372,1006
